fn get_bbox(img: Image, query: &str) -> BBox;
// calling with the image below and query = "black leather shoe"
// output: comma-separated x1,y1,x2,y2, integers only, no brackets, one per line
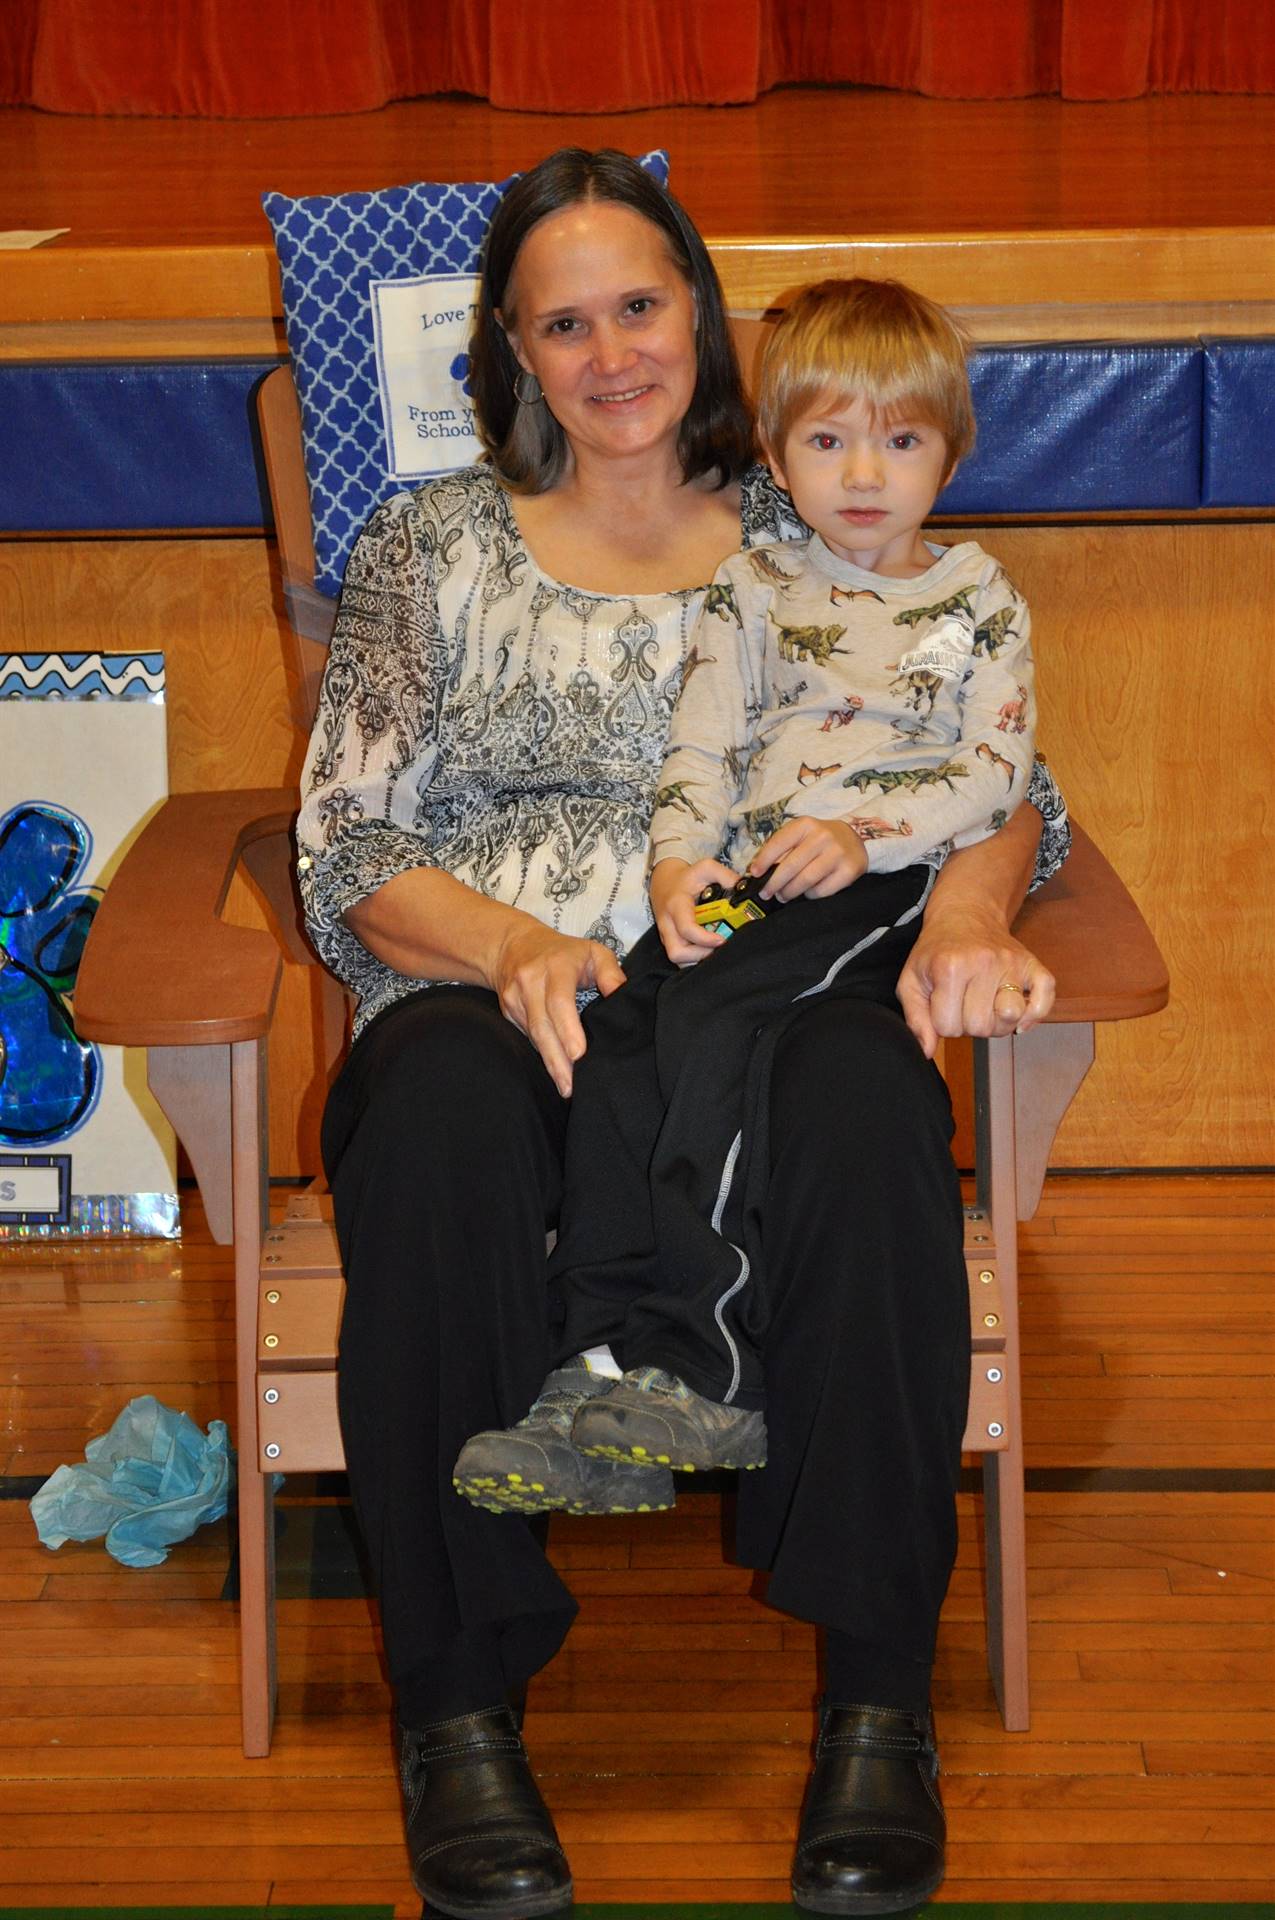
399,1706,572,1918
791,1701,946,1914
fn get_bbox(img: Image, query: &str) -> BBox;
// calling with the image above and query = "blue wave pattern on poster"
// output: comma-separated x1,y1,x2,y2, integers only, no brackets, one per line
0,803,102,1145
0,653,165,702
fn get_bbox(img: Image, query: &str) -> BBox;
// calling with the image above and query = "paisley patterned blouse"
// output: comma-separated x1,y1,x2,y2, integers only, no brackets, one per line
297,465,1070,1037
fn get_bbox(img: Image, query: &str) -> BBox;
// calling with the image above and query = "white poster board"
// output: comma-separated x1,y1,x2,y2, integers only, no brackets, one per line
370,271,484,480
0,654,177,1237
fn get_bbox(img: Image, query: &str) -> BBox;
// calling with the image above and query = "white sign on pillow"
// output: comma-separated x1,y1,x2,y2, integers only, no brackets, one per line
371,271,484,481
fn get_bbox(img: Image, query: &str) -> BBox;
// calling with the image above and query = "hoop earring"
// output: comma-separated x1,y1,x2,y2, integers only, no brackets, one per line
513,369,543,406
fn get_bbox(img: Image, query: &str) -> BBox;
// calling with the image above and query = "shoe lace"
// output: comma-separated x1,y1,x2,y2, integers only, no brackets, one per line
624,1366,690,1401
516,1365,611,1434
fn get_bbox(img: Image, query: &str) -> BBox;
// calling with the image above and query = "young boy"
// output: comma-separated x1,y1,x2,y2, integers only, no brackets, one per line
455,278,1035,1510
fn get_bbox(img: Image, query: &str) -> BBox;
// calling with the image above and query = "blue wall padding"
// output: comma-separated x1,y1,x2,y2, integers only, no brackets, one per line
0,340,1255,533
0,359,281,532
1201,339,1275,508
938,342,1203,515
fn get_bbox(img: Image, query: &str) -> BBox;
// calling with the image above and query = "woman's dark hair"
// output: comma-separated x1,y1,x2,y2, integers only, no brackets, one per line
469,148,754,492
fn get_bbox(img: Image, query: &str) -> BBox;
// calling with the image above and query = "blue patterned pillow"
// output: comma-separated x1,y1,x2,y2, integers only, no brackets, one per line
263,153,670,599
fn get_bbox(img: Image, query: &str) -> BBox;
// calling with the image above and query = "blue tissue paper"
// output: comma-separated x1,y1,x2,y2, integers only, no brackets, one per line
30,1394,234,1567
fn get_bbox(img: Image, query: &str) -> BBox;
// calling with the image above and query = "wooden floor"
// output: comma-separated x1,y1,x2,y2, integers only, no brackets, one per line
1,1172,1272,1909
3,87,1275,250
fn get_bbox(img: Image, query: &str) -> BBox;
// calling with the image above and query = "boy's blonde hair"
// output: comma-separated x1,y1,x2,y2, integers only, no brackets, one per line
757,277,975,471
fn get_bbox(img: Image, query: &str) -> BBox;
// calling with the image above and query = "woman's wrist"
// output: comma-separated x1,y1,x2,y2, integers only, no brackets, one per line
344,866,533,989
924,805,1042,934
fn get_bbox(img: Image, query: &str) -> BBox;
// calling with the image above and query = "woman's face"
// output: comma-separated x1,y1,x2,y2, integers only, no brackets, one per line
501,200,699,473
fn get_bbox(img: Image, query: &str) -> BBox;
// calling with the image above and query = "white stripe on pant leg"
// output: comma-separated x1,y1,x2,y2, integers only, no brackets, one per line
705,866,935,1405
708,1130,748,1405
793,866,936,1002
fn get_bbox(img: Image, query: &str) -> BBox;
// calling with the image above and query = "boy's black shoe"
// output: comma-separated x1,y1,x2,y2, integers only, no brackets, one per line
791,1701,946,1914
399,1706,572,1918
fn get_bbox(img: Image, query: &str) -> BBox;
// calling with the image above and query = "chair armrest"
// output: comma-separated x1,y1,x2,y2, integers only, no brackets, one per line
1017,820,1169,1023
76,789,293,1048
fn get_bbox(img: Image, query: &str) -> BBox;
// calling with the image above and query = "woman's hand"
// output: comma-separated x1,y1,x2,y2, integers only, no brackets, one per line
896,902,1055,1059
492,920,626,1097
896,801,1055,1058
752,816,867,901
649,855,740,966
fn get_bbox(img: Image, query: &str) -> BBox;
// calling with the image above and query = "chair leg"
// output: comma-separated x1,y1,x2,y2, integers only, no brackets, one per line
973,1036,1030,1731
982,1429,1030,1730
232,1037,277,1757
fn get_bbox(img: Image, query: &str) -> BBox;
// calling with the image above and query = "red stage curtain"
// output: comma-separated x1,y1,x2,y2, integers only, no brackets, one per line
2,0,1273,116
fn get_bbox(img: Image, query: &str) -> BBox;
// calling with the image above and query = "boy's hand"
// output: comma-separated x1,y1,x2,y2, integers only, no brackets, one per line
752,816,868,901
650,855,740,966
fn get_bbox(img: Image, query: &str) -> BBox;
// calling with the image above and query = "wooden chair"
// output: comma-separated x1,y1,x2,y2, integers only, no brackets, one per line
75,342,1168,1759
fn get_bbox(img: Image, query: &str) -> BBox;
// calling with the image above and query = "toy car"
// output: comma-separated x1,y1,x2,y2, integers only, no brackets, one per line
693,873,783,937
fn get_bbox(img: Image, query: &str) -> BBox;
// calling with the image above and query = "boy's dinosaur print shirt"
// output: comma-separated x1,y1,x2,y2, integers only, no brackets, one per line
297,470,1064,1038
651,534,1036,877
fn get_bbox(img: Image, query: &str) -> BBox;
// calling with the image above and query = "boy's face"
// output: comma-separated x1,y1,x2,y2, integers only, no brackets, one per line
770,395,952,577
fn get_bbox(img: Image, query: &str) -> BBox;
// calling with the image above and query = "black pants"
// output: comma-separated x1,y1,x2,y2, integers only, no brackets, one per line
548,869,939,1410
323,963,970,1706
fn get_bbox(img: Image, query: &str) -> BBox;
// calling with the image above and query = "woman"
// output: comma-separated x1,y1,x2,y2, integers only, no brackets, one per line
298,148,1065,1920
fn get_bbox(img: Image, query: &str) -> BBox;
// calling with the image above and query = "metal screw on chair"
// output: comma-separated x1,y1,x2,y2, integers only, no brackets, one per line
264,1253,280,1264
264,1333,279,1348
265,1289,280,1303
983,1312,1000,1327
264,1443,281,1459
987,1422,1004,1438
987,1367,1003,1382
267,1233,284,1244
979,1269,994,1283
974,1233,988,1242
263,1388,279,1403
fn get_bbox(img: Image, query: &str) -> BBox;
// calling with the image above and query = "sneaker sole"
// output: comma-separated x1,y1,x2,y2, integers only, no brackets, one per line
577,1438,766,1473
452,1472,674,1517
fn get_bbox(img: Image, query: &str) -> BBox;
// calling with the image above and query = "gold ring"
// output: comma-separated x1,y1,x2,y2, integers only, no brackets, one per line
996,980,1027,997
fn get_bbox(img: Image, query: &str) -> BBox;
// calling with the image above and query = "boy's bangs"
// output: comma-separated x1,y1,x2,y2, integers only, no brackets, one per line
801,377,948,438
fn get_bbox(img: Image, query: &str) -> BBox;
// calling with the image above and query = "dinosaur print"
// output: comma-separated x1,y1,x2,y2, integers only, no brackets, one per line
680,642,717,686
892,588,975,629
830,583,885,607
798,761,843,785
972,605,1018,658
819,695,863,731
996,683,1029,733
653,781,709,824
850,816,915,842
774,622,847,665
975,741,1016,787
776,678,809,708
888,667,944,719
701,581,740,624
742,796,795,843
723,743,749,786
749,548,801,590
843,761,970,798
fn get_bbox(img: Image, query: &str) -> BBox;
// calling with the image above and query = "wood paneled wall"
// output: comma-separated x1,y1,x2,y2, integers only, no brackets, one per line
3,518,1269,1174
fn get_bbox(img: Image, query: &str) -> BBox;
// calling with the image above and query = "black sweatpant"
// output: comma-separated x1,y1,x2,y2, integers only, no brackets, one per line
547,868,939,1409
323,956,969,1712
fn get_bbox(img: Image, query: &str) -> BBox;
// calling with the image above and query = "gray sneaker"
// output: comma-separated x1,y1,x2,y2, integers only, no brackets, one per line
571,1366,767,1472
452,1362,677,1517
